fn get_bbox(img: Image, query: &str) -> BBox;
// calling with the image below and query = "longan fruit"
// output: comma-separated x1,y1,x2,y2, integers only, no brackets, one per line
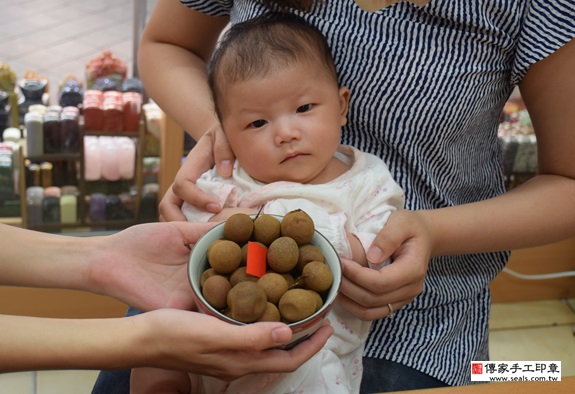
227,281,267,323
257,302,281,322
281,209,315,245
200,267,218,287
302,261,333,293
208,239,242,274
253,214,281,246
230,266,259,287
297,244,325,271
278,288,317,323
267,236,299,273
307,290,324,312
202,275,231,310
257,273,289,304
223,213,254,243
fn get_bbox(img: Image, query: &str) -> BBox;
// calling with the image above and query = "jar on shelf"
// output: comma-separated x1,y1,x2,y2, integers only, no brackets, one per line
0,143,15,200
40,161,53,188
25,111,44,156
99,137,120,181
117,137,135,179
106,194,131,220
84,136,101,181
89,192,106,222
83,90,104,131
60,184,79,224
28,104,47,116
2,127,21,195
43,110,62,154
26,186,44,225
140,183,159,221
26,162,41,187
61,107,80,153
102,98,124,132
42,186,61,224
122,92,142,132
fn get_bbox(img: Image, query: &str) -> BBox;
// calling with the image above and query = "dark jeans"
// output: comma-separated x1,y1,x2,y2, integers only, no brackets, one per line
360,358,448,393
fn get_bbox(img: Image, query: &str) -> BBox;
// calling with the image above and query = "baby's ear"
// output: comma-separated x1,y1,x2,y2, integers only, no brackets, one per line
339,86,351,125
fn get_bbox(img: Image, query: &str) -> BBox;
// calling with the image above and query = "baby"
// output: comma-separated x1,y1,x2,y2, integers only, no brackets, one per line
130,12,404,394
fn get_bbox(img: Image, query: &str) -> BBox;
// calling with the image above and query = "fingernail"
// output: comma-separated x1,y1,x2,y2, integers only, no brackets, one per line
272,325,292,344
367,246,384,264
219,160,233,177
206,202,221,213
368,258,392,271
220,159,232,169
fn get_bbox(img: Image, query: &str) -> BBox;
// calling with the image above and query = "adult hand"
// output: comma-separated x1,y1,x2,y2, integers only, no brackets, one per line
337,210,431,320
86,221,215,311
159,126,236,221
136,309,334,380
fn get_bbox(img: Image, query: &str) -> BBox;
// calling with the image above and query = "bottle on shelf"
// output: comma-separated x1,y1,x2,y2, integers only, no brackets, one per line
39,161,53,188
89,192,106,223
60,106,80,153
83,90,104,131
59,185,79,224
99,136,120,181
0,143,15,200
2,127,21,196
24,111,44,157
84,136,102,181
122,92,142,132
43,109,62,154
26,186,44,225
118,137,136,179
42,186,61,224
25,162,41,187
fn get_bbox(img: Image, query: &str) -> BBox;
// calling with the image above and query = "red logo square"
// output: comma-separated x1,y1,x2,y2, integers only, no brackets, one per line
472,363,483,374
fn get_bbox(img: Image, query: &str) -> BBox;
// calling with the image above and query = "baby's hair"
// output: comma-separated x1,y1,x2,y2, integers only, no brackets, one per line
208,12,337,116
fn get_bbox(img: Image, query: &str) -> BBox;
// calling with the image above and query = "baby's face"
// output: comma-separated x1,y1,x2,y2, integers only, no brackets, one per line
218,60,349,184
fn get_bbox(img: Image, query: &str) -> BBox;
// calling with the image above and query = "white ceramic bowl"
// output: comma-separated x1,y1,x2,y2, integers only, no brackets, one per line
188,215,342,348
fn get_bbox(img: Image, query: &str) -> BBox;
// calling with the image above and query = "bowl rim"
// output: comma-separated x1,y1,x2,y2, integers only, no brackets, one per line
188,214,342,328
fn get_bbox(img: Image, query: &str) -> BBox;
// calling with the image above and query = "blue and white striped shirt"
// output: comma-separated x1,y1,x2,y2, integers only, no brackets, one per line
181,0,575,386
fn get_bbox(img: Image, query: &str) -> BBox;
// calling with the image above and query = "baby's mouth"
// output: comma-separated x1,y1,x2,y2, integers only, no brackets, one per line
281,152,305,163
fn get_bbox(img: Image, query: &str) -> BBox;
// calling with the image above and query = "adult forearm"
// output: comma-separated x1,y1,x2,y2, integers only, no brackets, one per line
0,225,91,290
138,41,219,141
422,174,575,257
0,314,141,372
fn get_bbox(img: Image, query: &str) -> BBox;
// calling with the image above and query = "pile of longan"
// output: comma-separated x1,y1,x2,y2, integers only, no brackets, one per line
200,209,334,324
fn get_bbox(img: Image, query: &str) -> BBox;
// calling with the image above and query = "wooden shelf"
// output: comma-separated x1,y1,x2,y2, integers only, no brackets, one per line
83,129,141,137
17,121,147,231
25,153,81,162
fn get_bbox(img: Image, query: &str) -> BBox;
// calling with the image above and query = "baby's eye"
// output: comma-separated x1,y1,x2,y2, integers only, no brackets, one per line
296,104,312,113
250,119,267,128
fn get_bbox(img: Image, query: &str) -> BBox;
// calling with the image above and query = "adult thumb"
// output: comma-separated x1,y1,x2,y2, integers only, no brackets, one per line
229,322,293,351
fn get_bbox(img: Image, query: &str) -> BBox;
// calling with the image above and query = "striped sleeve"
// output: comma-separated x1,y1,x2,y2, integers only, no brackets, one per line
511,0,575,84
180,0,233,16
